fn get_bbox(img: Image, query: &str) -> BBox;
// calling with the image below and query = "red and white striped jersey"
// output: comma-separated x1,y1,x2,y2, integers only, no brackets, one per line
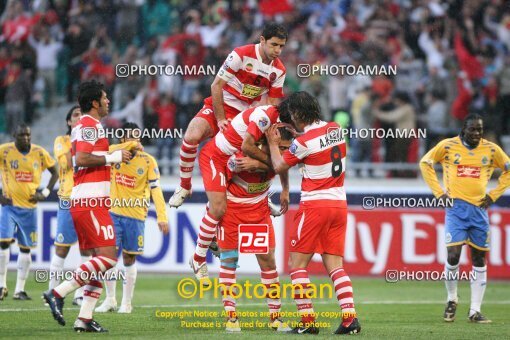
283,121,347,207
214,105,279,156
70,114,110,201
226,151,276,207
217,44,286,112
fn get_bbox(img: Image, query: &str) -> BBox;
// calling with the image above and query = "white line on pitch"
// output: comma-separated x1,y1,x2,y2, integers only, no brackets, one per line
1,300,510,313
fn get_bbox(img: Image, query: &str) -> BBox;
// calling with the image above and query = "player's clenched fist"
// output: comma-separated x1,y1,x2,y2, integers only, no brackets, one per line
121,149,133,163
158,222,169,234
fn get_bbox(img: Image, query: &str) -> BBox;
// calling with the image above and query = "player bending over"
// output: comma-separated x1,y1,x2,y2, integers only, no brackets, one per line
190,102,292,284
266,91,361,335
43,80,139,332
0,124,58,300
168,22,287,207
217,127,293,333
49,106,92,306
95,122,169,314
420,114,510,323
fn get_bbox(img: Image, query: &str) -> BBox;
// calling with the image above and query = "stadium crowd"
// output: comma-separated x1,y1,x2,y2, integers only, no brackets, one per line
1,0,510,176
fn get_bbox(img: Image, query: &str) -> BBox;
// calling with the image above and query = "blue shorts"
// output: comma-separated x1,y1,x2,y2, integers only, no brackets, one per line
0,205,37,249
110,213,145,254
55,205,78,246
445,199,490,251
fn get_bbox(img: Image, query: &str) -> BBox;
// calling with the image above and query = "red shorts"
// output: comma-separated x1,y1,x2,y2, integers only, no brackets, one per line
217,202,275,250
199,141,231,192
71,207,116,250
195,97,241,136
290,203,347,256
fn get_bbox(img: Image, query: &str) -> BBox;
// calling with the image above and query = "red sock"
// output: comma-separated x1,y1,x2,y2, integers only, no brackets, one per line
290,268,315,324
179,139,198,190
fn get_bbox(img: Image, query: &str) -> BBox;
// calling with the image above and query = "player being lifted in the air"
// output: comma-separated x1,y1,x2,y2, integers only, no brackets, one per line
0,124,58,301
266,91,361,335
217,127,294,333
420,114,510,323
168,22,287,207
49,106,92,306
190,102,291,284
95,122,169,314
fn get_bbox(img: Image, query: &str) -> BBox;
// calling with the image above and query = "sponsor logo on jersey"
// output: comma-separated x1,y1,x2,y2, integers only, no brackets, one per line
15,171,33,182
247,181,271,194
241,84,263,98
456,165,481,178
115,173,136,188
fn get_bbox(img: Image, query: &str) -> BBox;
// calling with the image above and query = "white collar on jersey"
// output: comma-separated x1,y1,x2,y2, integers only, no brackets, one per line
255,43,273,65
303,120,327,133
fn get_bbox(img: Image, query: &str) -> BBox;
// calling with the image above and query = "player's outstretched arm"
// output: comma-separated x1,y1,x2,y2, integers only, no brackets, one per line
235,156,270,172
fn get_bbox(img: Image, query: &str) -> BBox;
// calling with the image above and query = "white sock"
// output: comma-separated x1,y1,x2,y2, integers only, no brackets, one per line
49,255,65,290
78,282,103,321
0,248,9,287
15,252,31,293
445,262,459,302
74,255,92,299
469,265,487,316
121,264,137,306
100,267,118,300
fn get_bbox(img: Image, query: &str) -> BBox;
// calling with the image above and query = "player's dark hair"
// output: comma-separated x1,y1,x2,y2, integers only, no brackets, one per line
120,121,140,140
78,80,104,113
283,91,322,126
66,105,80,135
262,22,288,41
463,113,483,128
460,113,483,138
13,123,30,137
278,126,293,141
277,99,292,124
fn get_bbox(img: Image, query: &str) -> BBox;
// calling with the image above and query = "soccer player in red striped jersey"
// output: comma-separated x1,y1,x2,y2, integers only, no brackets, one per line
217,128,293,332
266,92,361,335
168,23,287,208
189,103,291,284
44,81,138,333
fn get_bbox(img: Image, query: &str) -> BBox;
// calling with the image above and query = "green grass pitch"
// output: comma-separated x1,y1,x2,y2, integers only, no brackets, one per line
0,272,509,338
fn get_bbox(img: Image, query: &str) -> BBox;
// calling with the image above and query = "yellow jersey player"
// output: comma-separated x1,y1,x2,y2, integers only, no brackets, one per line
420,114,510,323
0,124,59,300
48,106,92,306
95,122,169,314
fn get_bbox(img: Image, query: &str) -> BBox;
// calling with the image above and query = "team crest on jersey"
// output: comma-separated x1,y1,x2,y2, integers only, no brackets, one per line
258,117,269,128
289,143,298,154
56,233,64,243
482,156,488,165
56,143,62,151
115,163,121,169
227,157,236,172
137,168,144,175
246,63,253,71
445,233,452,243
269,72,277,81
33,162,39,169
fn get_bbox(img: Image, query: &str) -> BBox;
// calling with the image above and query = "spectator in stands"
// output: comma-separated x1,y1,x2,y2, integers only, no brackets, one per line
4,59,31,132
28,24,62,107
155,94,177,166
